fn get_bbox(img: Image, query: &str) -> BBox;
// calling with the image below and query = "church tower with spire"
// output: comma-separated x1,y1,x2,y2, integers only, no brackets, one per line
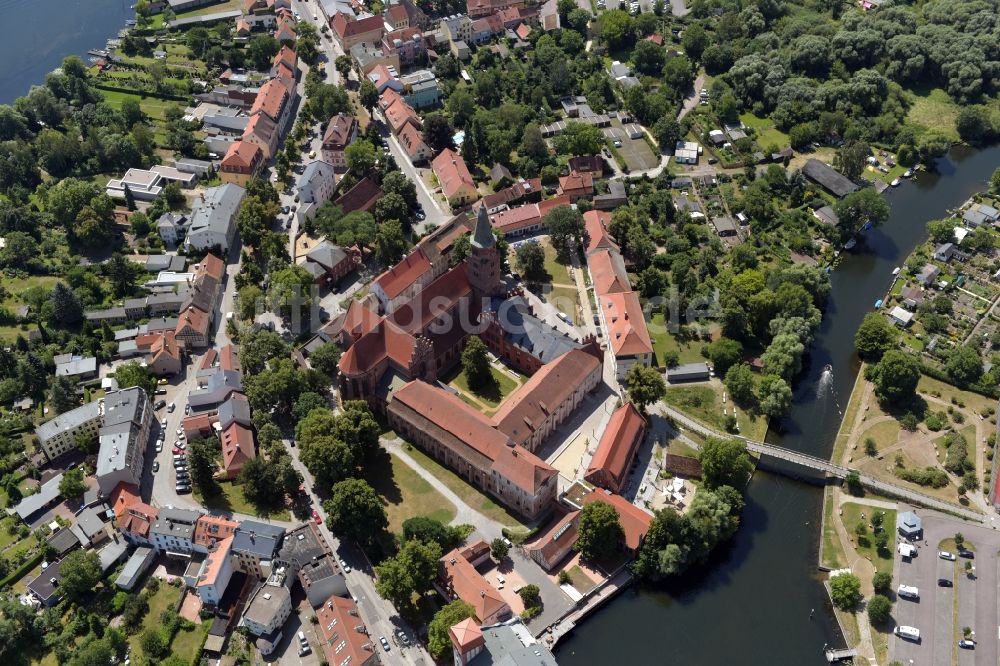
466,205,502,297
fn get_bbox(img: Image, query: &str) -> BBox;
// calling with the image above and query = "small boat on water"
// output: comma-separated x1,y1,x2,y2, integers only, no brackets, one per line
844,238,857,250
823,364,833,373
892,266,900,275
891,178,901,187
903,169,913,178
874,298,883,309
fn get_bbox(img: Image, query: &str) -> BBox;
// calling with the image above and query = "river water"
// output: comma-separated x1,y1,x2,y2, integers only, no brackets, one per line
0,0,128,105
558,145,1000,664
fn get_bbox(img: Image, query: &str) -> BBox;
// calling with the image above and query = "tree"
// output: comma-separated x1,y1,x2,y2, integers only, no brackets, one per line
402,517,465,550
829,572,862,611
599,10,634,50
867,349,920,406
112,362,156,395
758,374,793,418
867,594,892,624
423,113,455,152
698,437,753,489
359,79,378,112
955,106,997,144
991,166,1000,194
705,338,743,375
545,205,586,257
624,364,666,410
248,35,280,69
345,140,377,175
652,117,681,151
374,192,409,225
0,231,36,269
309,343,341,376
553,122,603,156
49,282,83,326
854,312,897,361
324,478,388,548
381,171,418,209
724,363,757,406
335,55,353,80
140,629,168,658
374,538,442,608
375,219,408,266
945,346,982,387
632,40,665,75
187,437,220,494
428,601,475,659
60,549,102,601
515,241,546,281
519,584,541,608
681,23,709,59
490,537,509,561
575,500,625,561
239,457,296,510
59,467,87,500
461,335,491,391
834,188,890,232
300,435,355,488
872,571,892,595
834,140,870,180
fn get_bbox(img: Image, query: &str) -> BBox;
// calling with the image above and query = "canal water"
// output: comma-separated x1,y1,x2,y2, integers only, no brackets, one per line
0,0,128,105
557,145,1000,664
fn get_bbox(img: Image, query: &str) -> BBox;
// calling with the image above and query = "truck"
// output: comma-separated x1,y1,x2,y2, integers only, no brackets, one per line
898,543,916,559
897,585,919,600
894,626,920,642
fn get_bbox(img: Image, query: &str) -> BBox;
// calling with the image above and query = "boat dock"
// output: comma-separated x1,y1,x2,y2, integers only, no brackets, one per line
539,567,633,648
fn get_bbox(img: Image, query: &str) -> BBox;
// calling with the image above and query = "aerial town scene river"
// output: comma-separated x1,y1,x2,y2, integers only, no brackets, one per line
0,0,997,664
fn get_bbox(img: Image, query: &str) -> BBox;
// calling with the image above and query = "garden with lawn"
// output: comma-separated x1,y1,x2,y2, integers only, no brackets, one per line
363,451,457,534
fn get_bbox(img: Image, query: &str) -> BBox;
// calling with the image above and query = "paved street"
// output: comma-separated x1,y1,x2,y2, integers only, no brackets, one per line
890,509,1000,666
378,113,450,233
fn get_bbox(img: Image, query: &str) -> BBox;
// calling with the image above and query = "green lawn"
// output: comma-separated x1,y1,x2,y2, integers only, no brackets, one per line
859,419,900,452
546,285,581,324
905,87,962,141
174,0,243,18
446,366,520,409
195,481,291,521
840,502,896,576
917,375,995,415
1,275,60,312
363,452,457,534
739,112,790,149
129,583,181,657
647,313,707,367
99,89,178,122
566,565,598,595
664,383,769,442
541,240,573,285
171,623,209,661
401,443,530,530
820,486,844,570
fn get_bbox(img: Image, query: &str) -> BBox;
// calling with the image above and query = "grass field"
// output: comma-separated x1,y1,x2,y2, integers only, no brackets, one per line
541,240,573,285
100,89,179,122
129,583,181,657
840,502,896,576
905,87,962,141
739,112,790,149
401,443,530,530
647,313,707,367
917,375,995,415
363,452,457,534
195,481,290,521
859,419,901,453
446,366,520,409
1,275,60,312
820,486,844,570
664,383,769,442
545,285,581,324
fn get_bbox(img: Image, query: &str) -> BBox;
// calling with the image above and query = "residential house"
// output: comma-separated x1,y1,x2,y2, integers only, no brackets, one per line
270,45,297,80
367,64,403,94
384,1,411,29
242,584,293,655
242,112,279,159
28,559,66,607
397,122,433,164
598,290,653,380
441,14,473,43
557,171,593,202
298,239,359,287
889,306,914,328
569,155,603,174
467,0,522,18
220,421,256,480
149,507,202,554
449,619,557,665
917,263,940,286
712,216,738,237
96,387,152,494
189,370,243,409
934,242,956,262
900,286,925,310
298,160,338,210
333,176,382,214
55,355,98,381
963,202,999,228
220,140,264,185
314,595,378,666
251,77,293,132
156,212,187,245
382,27,426,66
321,113,358,172
432,148,479,208
350,41,401,75
380,89,422,135
186,183,246,253
399,69,441,109
232,521,286,577
274,14,297,43
175,307,212,348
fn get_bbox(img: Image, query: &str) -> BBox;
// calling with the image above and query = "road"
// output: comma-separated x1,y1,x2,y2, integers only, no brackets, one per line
890,509,1000,666
284,436,432,666
377,112,450,234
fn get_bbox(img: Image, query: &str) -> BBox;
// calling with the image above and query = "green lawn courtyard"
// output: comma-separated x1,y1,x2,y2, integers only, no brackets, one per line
363,451,457,534
647,313,709,367
195,481,290,521
444,365,521,410
664,382,769,442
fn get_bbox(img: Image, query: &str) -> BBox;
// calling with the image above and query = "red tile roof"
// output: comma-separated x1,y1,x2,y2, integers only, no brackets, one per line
222,140,263,171
221,422,256,476
194,515,238,549
583,210,618,255
490,203,541,234
199,253,226,281
219,343,241,373
386,3,409,24
324,299,380,342
397,121,430,160
272,44,297,72
515,22,531,39
383,95,421,134
601,291,653,357
449,618,485,652
585,403,646,492
109,482,141,520
150,330,181,366
646,33,664,45
492,349,601,447
322,112,357,148
315,595,375,665
333,176,382,213
440,545,510,623
558,170,593,196
177,306,210,336
581,489,652,551
338,318,418,377
431,148,476,202
243,112,277,145
588,249,630,295
525,506,579,564
332,12,385,40
373,248,432,300
251,78,289,122
390,263,471,334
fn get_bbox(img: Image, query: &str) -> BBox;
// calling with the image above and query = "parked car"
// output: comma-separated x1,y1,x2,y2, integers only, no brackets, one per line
154,400,166,410
185,404,191,415
958,549,975,559
959,639,975,649
281,205,290,214
340,558,351,573
312,509,322,525
152,461,159,473
939,551,957,561
167,403,175,413
160,419,167,428
155,441,163,453
155,388,167,395
297,646,311,657
938,578,953,587
379,636,390,652
176,484,191,494
395,629,410,646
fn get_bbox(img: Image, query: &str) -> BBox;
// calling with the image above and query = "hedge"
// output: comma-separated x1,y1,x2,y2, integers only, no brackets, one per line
0,550,44,589
93,83,191,103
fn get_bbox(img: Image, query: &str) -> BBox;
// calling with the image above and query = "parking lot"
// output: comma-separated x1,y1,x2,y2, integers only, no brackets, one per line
605,119,659,172
891,510,1000,666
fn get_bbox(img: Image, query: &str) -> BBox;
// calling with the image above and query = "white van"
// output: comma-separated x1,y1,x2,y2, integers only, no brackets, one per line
898,543,916,559
894,626,920,641
298,631,307,644
897,585,919,600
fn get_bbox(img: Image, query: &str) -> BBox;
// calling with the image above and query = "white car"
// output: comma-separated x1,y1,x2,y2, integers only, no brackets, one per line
155,441,163,453
939,551,956,561
167,403,175,413
175,441,186,450
340,558,352,573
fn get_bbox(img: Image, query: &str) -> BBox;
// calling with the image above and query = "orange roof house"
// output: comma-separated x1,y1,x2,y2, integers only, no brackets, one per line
242,112,278,159
220,422,256,480
583,209,618,255
588,248,630,295
431,148,478,208
439,544,511,625
371,247,433,311
397,121,433,164
147,331,182,376
557,170,594,201
194,515,238,550
331,12,385,49
524,506,579,570
600,291,653,359
584,403,647,493
175,306,211,348
250,78,290,124
449,618,485,655
220,140,264,185
315,595,378,666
